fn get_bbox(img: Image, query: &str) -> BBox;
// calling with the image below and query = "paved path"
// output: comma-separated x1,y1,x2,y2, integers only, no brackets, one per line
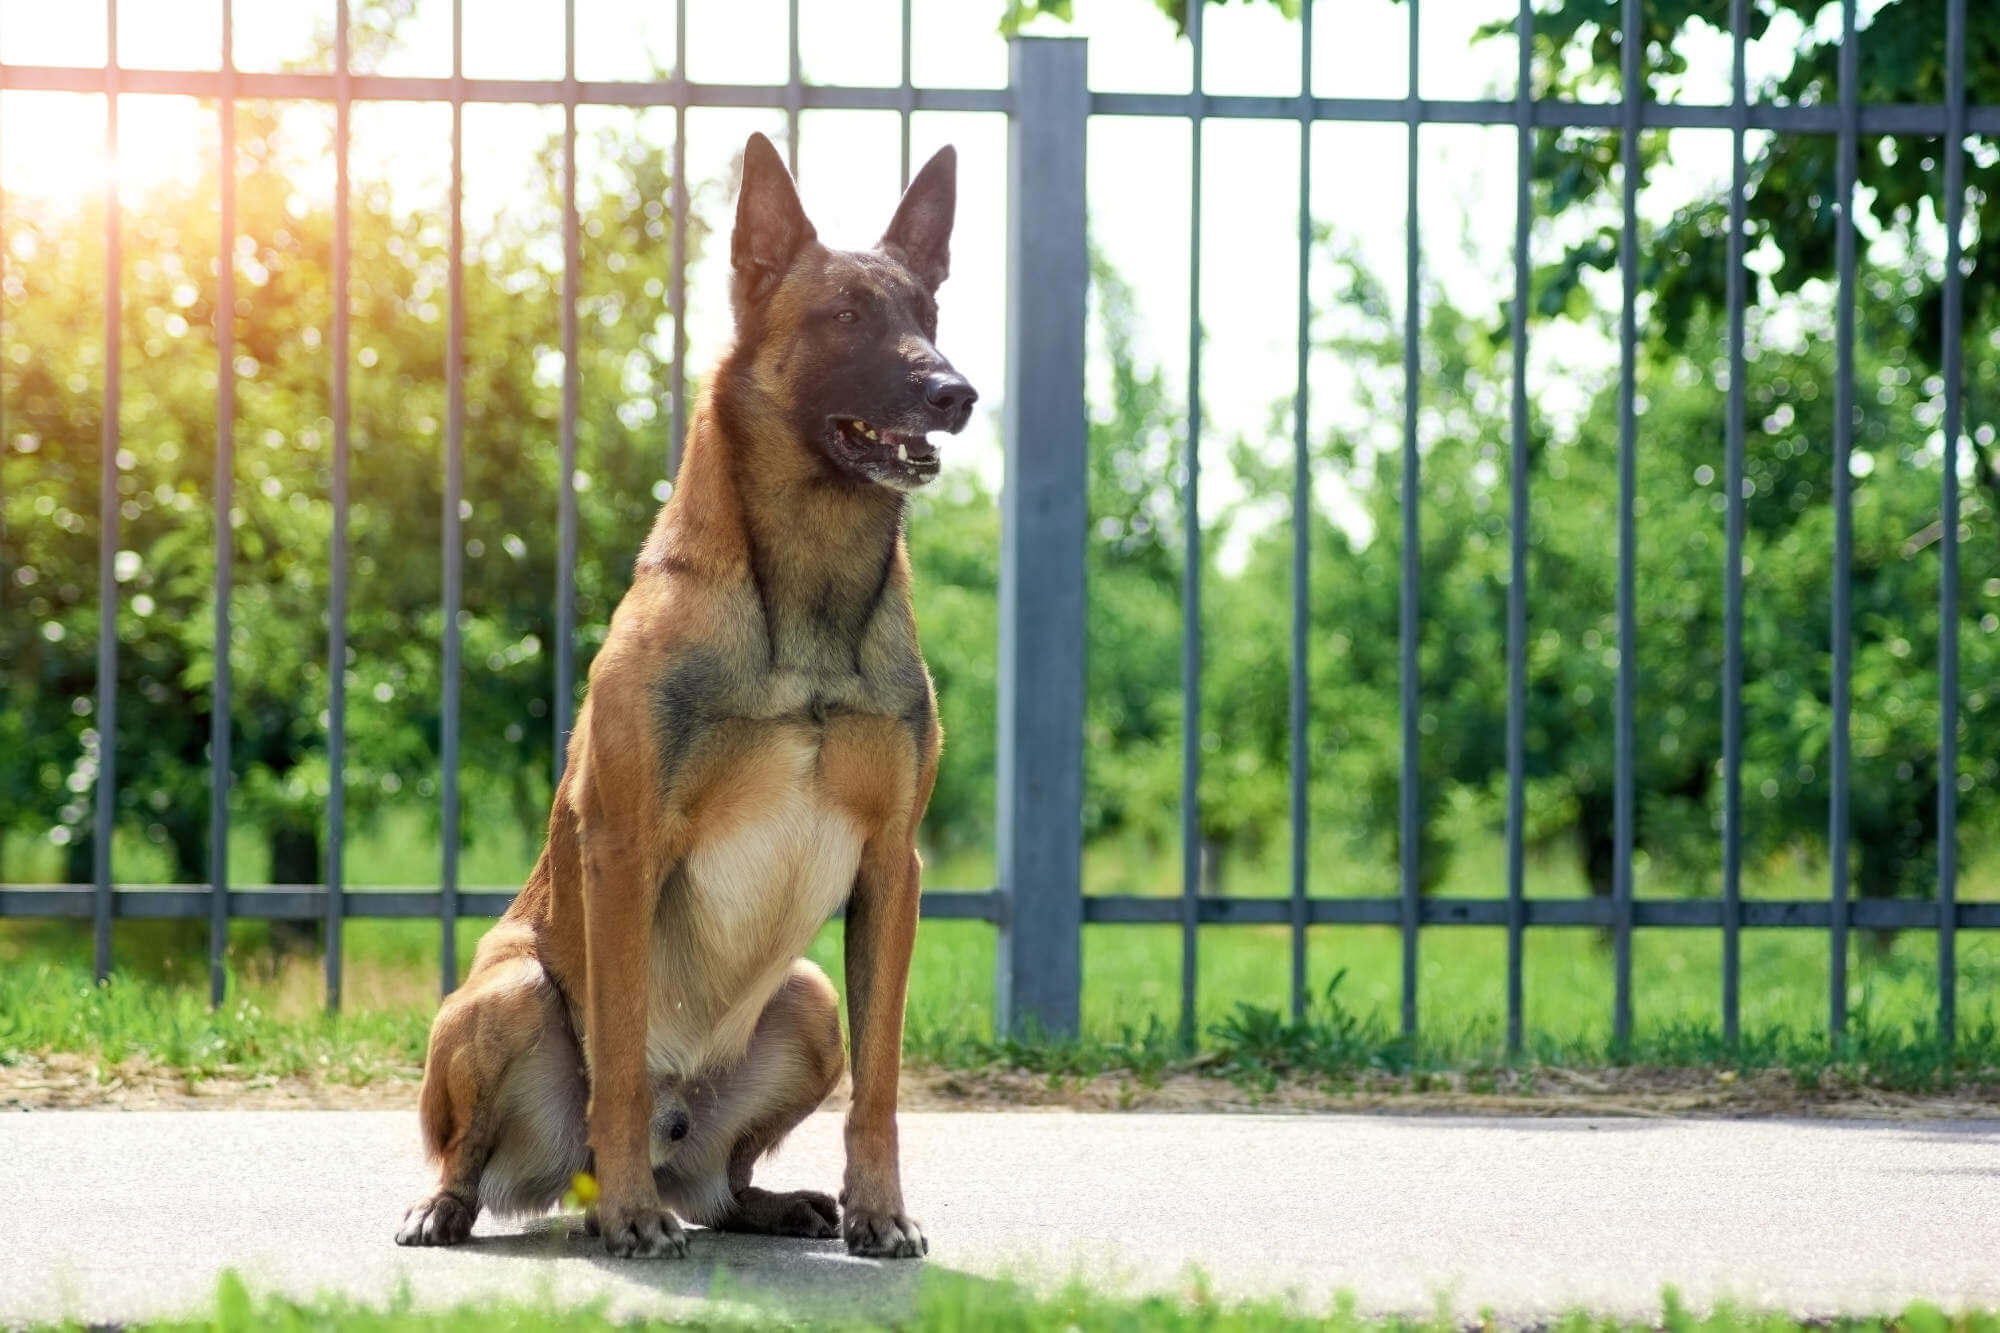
3,1109,1996,1326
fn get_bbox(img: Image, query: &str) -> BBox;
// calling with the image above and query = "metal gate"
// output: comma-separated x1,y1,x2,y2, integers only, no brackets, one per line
0,0,1986,1048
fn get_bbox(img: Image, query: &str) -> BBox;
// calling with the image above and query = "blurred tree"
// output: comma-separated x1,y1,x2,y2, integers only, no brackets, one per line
0,101,704,890
5,0,1994,935
1202,244,1998,904
1511,0,1997,375
1008,0,1998,910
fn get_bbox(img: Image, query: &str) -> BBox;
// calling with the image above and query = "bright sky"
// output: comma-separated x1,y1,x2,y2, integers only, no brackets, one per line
0,0,1835,553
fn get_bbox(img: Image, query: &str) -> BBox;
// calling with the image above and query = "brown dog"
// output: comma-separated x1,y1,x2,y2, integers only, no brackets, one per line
393,132,973,1260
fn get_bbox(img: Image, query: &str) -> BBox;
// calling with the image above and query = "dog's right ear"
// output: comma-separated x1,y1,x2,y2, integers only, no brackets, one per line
731,133,816,307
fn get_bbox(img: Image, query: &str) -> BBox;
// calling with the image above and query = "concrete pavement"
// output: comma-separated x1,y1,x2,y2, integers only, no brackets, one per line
3,1109,1996,1325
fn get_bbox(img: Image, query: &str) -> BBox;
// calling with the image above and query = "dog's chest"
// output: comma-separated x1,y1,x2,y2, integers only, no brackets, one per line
681,732,863,951
645,725,865,1074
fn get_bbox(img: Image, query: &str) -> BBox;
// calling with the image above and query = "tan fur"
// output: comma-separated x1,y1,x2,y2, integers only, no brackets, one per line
396,142,955,1260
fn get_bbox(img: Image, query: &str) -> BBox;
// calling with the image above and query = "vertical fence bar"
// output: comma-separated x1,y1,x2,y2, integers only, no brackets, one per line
440,0,466,996
1288,0,1313,1021
326,0,351,1011
1180,3,1206,1049
995,36,1088,1038
668,0,687,479
1397,0,1421,1040
1829,0,1857,1040
1936,0,1966,1048
0,61,5,634
0,58,5,643
1722,0,1747,1048
899,0,914,190
93,0,120,983
1504,0,1531,1055
209,0,236,1008
1611,0,1639,1048
555,0,578,786
785,0,801,174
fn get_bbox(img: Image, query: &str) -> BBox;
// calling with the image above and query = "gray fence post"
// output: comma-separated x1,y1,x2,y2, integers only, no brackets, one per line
995,35,1088,1038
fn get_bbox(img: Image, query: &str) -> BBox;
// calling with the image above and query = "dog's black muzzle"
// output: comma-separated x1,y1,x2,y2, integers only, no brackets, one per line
922,369,978,433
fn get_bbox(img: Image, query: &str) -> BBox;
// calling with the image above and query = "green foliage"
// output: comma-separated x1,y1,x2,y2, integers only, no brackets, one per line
0,100,708,884
10,893,2000,1092
1517,0,2000,383
57,1268,2000,1333
1206,971,1417,1081
1001,0,2000,905
0,958,428,1083
1224,268,2000,899
1080,254,1197,855
4,3,1996,1054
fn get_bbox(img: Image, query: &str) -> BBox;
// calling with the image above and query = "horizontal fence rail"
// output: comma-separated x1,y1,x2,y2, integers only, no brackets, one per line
4,64,1999,134
0,1,1984,1053
9,886,2000,932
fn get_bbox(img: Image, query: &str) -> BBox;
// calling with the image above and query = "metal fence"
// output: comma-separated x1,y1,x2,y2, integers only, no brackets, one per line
0,0,1987,1048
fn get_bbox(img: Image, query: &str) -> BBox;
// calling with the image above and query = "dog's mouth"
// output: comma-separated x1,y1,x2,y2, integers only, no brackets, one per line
826,416,942,490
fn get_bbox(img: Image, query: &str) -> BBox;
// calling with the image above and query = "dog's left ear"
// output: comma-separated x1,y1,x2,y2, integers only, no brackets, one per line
880,145,955,292
733,132,817,306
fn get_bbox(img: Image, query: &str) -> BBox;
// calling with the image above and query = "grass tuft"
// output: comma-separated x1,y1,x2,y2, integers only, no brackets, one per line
0,960,429,1086
37,1270,2000,1333
9,951,2000,1101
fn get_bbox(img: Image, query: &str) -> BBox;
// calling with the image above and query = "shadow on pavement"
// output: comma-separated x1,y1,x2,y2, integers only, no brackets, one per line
454,1214,1005,1323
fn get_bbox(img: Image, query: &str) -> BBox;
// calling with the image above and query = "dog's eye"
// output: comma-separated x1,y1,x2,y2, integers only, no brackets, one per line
834,309,858,324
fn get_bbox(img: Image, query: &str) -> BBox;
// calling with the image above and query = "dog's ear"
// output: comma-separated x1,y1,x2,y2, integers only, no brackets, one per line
732,132,816,305
880,145,955,292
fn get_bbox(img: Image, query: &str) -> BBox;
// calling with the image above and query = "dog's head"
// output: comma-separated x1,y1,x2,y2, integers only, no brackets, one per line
725,132,975,492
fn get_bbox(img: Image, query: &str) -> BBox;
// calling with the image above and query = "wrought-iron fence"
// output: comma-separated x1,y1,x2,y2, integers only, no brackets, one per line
0,0,1986,1049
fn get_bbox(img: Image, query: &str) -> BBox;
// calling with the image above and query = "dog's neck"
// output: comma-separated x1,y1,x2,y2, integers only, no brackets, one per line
638,383,910,671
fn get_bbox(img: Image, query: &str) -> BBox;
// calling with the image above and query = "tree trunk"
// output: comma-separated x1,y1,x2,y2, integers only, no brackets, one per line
1200,835,1225,897
64,834,93,886
1576,788,1615,900
266,823,323,954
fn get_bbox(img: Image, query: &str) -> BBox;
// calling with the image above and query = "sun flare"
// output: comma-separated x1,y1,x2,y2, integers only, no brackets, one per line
5,93,210,208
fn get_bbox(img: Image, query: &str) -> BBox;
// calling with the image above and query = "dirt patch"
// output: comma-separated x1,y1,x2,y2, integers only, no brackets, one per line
0,1053,424,1111
7,1052,1999,1119
896,1062,2000,1119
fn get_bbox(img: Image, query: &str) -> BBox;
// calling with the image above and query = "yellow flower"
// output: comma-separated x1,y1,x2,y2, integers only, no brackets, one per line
563,1170,599,1210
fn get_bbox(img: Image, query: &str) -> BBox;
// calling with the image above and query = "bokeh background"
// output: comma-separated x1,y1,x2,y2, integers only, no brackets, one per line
2,0,1995,1051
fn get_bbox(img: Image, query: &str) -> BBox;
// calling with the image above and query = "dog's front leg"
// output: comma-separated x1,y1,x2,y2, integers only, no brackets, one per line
577,793,686,1259
841,838,925,1258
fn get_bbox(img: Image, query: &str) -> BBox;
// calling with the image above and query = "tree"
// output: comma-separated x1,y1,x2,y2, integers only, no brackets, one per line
0,101,705,890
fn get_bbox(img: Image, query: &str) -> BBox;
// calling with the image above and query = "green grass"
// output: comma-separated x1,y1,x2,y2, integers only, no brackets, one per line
32,1270,2000,1333
5,805,2000,1093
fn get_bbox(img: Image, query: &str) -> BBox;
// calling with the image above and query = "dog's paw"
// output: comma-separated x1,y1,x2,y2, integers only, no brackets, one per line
843,1206,926,1259
598,1203,689,1259
779,1189,842,1239
394,1192,475,1247
718,1186,840,1238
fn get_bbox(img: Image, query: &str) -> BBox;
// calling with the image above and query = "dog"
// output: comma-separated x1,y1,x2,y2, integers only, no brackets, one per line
393,131,974,1260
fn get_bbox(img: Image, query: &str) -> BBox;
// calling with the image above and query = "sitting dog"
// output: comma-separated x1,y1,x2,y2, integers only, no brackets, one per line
395,131,973,1259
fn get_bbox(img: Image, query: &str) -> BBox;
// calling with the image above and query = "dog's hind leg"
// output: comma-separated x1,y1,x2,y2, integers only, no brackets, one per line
653,959,845,1238
396,944,582,1246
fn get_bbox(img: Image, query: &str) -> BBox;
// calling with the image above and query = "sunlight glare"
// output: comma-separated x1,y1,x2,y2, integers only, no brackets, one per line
3,94,209,211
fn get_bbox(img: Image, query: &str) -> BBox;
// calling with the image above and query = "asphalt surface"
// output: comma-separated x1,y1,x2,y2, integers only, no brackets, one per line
3,1109,1996,1326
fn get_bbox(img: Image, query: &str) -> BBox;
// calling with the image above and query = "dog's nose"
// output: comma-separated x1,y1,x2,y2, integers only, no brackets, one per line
923,371,977,429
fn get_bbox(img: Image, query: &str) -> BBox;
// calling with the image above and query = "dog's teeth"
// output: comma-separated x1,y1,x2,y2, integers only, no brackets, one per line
897,444,908,462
